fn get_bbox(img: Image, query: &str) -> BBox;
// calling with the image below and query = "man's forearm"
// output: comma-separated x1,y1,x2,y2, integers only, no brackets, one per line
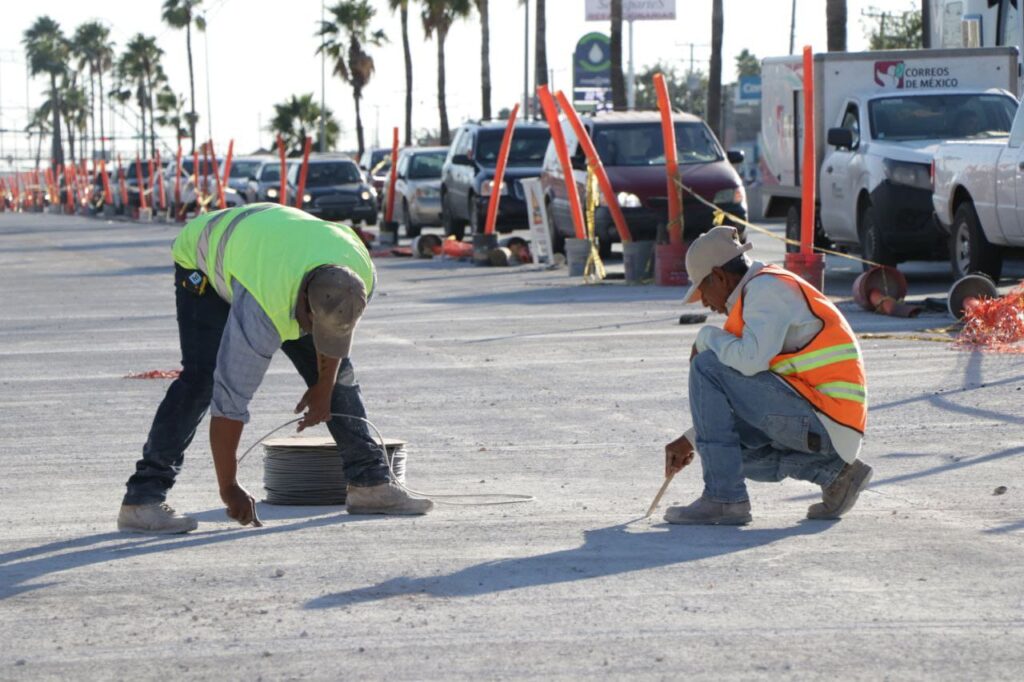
210,416,245,491
316,352,341,387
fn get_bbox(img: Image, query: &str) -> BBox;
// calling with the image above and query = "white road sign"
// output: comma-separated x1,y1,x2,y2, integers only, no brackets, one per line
585,0,677,22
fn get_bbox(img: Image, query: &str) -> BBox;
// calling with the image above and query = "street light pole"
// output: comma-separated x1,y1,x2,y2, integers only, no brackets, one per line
627,19,635,110
203,13,213,144
320,0,326,152
523,1,530,118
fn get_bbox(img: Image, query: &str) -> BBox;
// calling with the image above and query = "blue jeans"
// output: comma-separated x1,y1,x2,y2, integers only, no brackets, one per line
122,265,389,505
689,350,845,504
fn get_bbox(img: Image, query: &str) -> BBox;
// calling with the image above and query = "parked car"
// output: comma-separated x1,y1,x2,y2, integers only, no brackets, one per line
164,157,245,211
287,154,378,224
541,110,747,256
382,146,448,237
931,97,1024,280
441,120,552,238
224,156,267,198
360,147,394,206
246,159,296,203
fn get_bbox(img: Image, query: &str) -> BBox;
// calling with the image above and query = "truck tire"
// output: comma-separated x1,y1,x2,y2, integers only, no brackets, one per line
950,202,1002,281
403,200,421,238
858,203,897,270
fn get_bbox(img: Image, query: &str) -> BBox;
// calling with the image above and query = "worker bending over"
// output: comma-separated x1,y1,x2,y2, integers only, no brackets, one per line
119,203,431,533
664,227,872,525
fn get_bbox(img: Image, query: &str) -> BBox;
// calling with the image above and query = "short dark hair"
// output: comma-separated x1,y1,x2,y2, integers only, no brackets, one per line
719,254,750,277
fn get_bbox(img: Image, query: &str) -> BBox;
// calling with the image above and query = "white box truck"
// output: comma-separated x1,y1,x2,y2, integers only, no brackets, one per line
759,47,1019,266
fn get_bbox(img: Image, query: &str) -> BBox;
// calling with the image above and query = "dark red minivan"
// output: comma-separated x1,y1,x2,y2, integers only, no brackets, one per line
540,111,747,256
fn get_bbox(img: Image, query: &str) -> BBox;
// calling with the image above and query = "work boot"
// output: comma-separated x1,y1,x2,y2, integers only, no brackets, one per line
664,496,752,526
807,460,873,520
345,482,433,515
117,502,198,534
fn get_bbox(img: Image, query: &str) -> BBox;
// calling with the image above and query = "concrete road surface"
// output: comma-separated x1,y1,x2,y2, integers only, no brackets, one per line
1,211,1022,680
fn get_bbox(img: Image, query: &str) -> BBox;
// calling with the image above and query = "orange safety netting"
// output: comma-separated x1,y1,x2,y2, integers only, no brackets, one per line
124,370,182,379
954,282,1024,353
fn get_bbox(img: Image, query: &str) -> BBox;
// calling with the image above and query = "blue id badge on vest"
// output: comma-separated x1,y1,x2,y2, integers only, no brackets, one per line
180,269,208,296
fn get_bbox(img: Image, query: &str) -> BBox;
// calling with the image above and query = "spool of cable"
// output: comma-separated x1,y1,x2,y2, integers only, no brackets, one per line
262,436,407,506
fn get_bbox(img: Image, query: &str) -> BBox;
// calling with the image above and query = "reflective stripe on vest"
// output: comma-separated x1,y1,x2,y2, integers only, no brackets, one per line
195,204,274,301
724,264,867,433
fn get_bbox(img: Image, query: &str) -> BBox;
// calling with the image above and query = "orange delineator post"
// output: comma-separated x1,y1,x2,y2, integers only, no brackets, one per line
276,134,287,206
192,150,200,209
654,73,683,244
65,164,75,213
554,90,631,244
384,127,400,224
295,136,312,210
783,46,826,288
117,156,129,208
173,146,183,211
537,85,585,239
135,156,148,210
484,104,519,236
201,144,210,207
154,152,166,211
222,139,234,189
208,140,226,210
99,159,113,205
146,157,156,210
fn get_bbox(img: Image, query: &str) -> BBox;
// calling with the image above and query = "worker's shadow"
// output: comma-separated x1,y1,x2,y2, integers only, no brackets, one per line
306,519,831,609
0,504,357,600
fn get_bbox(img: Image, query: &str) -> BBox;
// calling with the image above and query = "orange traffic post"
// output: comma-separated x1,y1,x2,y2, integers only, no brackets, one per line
135,155,148,211
146,156,156,210
117,155,129,209
384,127,400,225
784,46,825,289
222,139,234,190
537,85,585,239
483,104,519,236
99,159,113,206
201,143,210,208
294,136,312,210
173,146,183,212
155,151,167,211
654,73,683,245
192,149,201,210
65,164,75,213
553,91,631,244
208,140,226,210
276,134,287,206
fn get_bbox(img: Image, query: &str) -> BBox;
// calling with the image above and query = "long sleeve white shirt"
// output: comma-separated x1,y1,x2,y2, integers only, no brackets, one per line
684,261,862,463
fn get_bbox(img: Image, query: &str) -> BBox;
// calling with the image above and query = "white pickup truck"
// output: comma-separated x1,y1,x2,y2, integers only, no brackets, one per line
932,100,1024,280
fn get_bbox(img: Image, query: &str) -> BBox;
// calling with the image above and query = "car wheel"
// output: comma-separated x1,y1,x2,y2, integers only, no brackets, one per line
442,192,465,240
858,203,897,270
403,200,421,238
950,201,1002,281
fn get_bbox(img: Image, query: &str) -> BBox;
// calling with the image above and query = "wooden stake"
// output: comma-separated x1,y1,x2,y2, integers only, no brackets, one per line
645,473,676,518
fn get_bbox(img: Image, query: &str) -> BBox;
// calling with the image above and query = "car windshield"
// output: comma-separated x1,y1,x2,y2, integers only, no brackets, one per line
368,150,390,173
869,94,1017,141
305,161,362,186
591,122,723,167
177,158,224,176
259,165,281,181
477,128,551,167
407,151,446,179
229,161,261,178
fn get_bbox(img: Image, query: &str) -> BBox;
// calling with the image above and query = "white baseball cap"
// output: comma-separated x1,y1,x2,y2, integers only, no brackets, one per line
683,226,753,303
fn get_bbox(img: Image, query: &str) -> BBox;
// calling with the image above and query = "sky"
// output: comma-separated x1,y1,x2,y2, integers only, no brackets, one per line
0,0,887,162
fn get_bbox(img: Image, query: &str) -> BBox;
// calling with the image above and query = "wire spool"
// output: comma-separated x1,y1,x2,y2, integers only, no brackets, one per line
262,436,407,506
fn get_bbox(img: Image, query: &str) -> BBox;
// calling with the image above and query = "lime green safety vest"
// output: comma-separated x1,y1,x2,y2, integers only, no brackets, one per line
171,203,375,343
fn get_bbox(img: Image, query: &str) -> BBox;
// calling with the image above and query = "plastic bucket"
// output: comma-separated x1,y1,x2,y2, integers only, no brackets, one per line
655,241,689,286
623,240,655,284
565,238,590,277
472,233,499,266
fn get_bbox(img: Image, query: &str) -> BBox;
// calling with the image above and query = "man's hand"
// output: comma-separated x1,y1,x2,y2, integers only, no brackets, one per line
221,482,263,527
295,382,333,432
665,434,695,478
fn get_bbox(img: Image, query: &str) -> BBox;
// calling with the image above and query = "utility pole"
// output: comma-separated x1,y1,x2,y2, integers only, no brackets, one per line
523,1,530,118
320,0,326,152
203,13,213,145
627,19,635,110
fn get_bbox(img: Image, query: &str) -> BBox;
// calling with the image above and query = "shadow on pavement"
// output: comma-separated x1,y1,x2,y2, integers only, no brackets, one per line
0,504,359,600
305,519,831,608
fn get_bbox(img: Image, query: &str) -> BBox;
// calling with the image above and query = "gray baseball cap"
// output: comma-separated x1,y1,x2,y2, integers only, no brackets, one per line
307,265,367,359
683,226,753,303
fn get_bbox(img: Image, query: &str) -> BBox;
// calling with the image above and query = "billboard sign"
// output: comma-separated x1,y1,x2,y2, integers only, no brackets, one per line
573,32,612,89
585,0,677,21
736,75,762,103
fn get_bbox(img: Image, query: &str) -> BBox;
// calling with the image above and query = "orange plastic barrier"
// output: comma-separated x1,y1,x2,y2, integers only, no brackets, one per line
99,159,113,205
553,91,631,244
146,157,156,210
276,134,287,206
295,136,312,210
135,156,147,211
537,85,585,239
208,140,226,210
653,73,682,244
800,46,815,255
65,164,75,213
384,127,400,224
484,103,519,236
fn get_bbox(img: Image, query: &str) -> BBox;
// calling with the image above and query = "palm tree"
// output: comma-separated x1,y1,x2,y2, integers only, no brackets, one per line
156,86,189,143
268,93,340,157
610,0,626,110
707,0,724,139
826,0,847,52
23,16,68,169
421,0,472,145
27,106,51,170
534,0,547,93
117,34,165,158
161,0,205,153
319,1,387,161
72,22,112,162
475,0,491,120
388,0,414,145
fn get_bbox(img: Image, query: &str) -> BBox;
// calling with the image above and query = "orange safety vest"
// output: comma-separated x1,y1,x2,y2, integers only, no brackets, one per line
723,264,867,433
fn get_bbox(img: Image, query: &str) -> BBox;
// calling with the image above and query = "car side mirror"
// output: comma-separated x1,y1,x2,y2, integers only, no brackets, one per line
451,154,472,166
726,150,745,164
827,127,854,150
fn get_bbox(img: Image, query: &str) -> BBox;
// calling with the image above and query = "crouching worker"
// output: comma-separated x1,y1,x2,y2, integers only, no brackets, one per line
118,203,432,534
663,227,871,525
